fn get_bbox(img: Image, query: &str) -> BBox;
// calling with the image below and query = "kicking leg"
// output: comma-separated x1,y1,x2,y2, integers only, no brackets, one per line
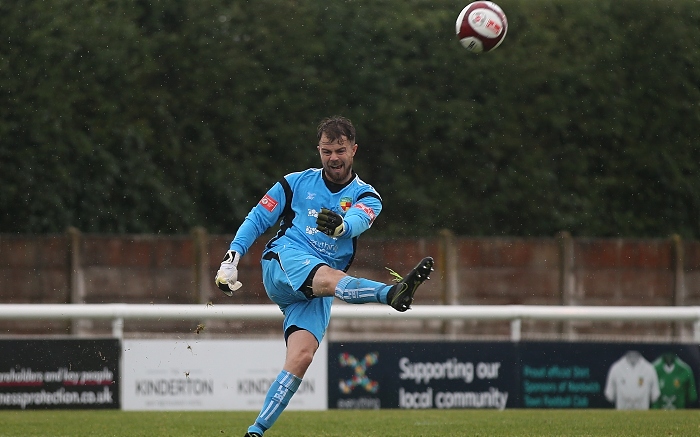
310,266,388,303
311,258,434,310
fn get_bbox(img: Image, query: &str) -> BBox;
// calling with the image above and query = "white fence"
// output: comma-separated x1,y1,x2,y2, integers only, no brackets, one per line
1,304,700,342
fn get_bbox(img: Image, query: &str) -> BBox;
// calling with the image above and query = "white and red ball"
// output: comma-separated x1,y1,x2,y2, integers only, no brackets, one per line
455,2,508,53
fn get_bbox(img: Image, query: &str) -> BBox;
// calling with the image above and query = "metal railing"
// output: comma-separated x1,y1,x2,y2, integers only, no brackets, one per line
1,304,699,342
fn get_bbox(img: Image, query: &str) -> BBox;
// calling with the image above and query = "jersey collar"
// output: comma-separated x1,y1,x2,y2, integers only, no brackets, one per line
322,170,356,193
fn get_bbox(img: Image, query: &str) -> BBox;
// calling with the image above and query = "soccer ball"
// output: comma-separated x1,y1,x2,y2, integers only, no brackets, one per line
455,2,508,53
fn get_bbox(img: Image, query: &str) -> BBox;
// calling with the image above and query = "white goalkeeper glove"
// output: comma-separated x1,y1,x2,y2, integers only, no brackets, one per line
215,250,242,296
316,207,346,237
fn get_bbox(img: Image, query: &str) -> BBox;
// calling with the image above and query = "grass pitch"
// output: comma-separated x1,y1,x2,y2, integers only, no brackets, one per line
0,409,698,437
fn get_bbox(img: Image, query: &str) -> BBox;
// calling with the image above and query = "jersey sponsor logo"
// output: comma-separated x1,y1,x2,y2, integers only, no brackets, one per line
354,202,376,222
340,197,352,212
311,240,338,255
259,194,278,212
306,226,320,235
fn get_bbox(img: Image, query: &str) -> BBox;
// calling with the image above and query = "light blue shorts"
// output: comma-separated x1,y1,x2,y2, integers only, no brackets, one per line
261,244,333,345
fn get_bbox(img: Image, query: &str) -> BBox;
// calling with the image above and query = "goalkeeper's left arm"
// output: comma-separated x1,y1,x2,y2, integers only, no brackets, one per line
316,195,382,238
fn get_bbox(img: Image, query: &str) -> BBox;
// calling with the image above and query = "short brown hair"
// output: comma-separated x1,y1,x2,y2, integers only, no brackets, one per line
317,116,356,144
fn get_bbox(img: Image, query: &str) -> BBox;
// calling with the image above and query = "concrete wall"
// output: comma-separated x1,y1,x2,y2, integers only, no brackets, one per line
1,229,698,341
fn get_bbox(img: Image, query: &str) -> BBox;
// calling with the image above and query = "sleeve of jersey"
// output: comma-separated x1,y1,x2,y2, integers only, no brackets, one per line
228,182,286,256
342,193,382,238
650,368,661,402
689,368,698,402
603,365,616,403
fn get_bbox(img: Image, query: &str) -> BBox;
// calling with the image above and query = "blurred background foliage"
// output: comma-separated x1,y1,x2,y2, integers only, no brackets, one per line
1,0,698,237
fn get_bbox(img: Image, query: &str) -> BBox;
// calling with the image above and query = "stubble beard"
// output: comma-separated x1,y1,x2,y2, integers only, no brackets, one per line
324,163,352,184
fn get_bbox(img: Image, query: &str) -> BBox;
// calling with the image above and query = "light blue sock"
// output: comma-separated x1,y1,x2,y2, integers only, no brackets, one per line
248,370,302,436
335,276,392,304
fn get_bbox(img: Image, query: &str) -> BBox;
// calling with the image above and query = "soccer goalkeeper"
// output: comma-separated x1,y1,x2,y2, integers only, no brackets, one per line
215,116,434,437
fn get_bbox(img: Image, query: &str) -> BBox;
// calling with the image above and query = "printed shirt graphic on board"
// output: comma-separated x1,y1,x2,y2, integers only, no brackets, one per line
652,354,698,409
229,168,382,272
604,351,660,410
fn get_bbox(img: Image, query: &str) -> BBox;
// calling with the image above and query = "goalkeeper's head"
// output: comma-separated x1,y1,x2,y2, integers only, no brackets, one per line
317,116,356,146
317,116,358,185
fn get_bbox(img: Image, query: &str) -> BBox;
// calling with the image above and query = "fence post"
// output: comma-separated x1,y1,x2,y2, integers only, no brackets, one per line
192,227,210,306
112,317,124,339
558,231,575,340
67,227,91,336
439,229,460,338
192,227,214,334
671,234,688,340
510,319,522,342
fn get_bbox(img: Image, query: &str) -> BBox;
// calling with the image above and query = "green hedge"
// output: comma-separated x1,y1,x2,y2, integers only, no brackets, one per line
1,0,698,237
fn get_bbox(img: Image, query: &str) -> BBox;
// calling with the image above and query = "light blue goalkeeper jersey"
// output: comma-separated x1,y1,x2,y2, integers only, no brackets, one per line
229,168,382,272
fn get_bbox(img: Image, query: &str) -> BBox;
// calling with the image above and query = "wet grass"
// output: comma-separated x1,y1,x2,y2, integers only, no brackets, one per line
0,409,697,437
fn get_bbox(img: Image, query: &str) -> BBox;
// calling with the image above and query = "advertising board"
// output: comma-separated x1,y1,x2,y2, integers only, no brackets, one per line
328,341,517,410
519,342,700,410
0,339,119,410
329,341,700,410
122,339,327,411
